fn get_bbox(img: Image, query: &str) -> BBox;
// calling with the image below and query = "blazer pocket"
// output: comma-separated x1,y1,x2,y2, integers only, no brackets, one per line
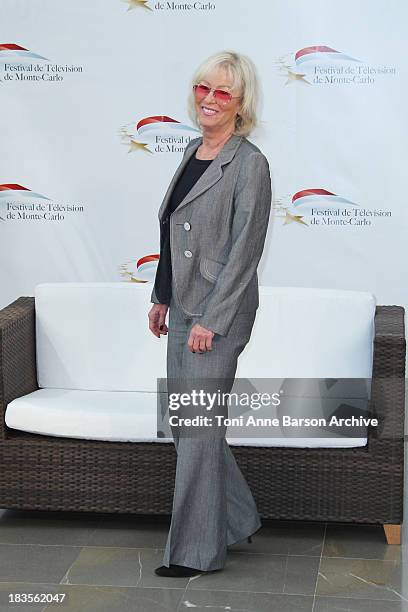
199,256,225,283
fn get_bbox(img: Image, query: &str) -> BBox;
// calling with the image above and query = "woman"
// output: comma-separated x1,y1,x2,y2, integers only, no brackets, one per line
148,50,272,577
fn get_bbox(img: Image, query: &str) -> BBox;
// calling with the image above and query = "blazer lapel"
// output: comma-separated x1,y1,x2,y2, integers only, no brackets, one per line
157,139,201,220
158,133,243,220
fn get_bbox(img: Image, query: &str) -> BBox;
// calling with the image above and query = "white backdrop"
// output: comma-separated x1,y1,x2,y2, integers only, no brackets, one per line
1,0,407,328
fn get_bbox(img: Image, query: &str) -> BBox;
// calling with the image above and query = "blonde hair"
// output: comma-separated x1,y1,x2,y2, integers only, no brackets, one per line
187,50,260,137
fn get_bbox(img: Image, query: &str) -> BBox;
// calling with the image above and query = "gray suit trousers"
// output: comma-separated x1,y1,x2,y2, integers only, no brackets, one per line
162,287,262,571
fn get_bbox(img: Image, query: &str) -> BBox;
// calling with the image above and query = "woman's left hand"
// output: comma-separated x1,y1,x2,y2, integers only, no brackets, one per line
187,323,215,353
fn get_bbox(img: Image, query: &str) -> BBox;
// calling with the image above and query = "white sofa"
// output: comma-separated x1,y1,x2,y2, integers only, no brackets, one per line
5,282,376,449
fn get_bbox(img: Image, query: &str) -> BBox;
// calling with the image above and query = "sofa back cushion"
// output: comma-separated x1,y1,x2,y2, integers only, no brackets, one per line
35,283,376,394
236,286,376,379
35,282,166,392
234,287,376,444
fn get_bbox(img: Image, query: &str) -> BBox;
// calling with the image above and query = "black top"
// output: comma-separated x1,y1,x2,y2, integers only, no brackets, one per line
153,153,213,305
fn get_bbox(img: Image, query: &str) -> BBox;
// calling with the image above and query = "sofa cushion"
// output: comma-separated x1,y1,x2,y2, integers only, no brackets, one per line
35,282,166,392
236,286,376,379
233,287,375,445
35,283,375,392
5,388,367,448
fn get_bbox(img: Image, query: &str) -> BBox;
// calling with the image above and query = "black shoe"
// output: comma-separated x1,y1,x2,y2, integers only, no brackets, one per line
227,533,256,549
155,564,205,577
248,524,262,543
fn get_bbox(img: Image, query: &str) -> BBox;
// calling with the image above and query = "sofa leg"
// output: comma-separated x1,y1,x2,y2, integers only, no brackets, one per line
383,524,401,545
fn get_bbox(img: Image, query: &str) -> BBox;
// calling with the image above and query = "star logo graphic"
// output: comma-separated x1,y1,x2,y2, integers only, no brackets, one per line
275,54,311,85
283,211,308,226
285,70,310,85
128,140,152,154
121,0,153,11
118,127,153,154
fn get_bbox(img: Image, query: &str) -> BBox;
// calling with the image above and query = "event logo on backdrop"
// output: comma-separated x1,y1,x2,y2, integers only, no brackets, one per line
120,254,159,283
0,184,84,223
279,45,396,85
0,43,83,83
120,115,199,154
121,0,216,12
276,188,392,228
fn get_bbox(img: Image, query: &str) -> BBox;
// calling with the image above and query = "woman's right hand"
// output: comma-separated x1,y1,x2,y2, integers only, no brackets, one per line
148,303,169,338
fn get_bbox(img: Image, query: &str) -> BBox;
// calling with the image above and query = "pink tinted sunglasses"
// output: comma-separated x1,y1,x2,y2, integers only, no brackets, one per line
193,83,241,105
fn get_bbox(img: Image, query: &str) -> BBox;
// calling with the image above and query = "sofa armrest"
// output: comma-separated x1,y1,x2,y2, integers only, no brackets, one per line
0,296,38,440
367,305,405,451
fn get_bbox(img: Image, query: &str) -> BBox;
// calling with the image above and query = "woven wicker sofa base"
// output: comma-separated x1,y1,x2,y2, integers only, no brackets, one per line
0,429,403,524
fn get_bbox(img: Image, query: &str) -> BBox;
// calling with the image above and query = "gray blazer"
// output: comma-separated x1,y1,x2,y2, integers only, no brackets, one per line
150,133,272,337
